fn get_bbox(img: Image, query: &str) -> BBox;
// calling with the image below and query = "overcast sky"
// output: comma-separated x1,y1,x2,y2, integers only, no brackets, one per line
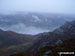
0,0,75,14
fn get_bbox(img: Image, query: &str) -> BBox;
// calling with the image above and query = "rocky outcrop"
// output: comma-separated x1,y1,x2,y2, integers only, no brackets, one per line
26,20,75,55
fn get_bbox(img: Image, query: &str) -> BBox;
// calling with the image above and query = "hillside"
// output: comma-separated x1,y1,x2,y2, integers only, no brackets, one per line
11,20,75,56
0,29,37,56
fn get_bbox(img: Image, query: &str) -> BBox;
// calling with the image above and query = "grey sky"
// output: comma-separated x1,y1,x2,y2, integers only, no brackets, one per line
0,0,75,14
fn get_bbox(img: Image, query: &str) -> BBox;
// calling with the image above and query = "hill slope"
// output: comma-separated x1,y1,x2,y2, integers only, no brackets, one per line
0,29,37,56
11,20,75,56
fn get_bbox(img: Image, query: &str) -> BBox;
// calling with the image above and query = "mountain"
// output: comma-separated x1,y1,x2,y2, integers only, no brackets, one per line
11,20,75,56
0,12,75,56
0,29,37,56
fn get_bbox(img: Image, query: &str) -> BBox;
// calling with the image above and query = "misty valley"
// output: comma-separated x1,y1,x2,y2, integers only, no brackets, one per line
0,0,75,56
0,13,74,35
0,12,75,56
